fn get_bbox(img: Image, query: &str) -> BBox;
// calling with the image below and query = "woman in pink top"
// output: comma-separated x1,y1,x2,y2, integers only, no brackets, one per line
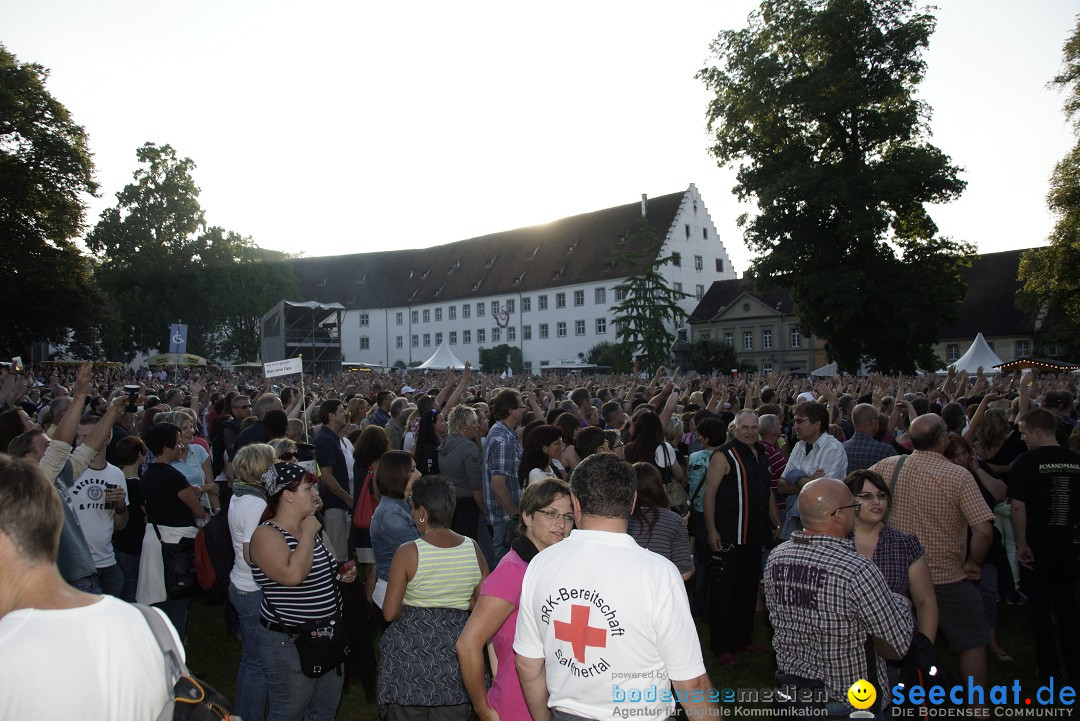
456,478,573,721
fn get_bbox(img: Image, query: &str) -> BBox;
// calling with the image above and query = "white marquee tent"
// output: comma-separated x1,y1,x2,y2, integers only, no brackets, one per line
939,332,1003,375
415,343,467,370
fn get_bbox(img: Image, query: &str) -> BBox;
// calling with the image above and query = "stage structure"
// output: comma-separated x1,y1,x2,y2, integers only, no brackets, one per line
261,300,346,376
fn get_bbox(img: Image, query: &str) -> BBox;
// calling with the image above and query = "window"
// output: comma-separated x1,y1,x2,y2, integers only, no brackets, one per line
411,334,418,348
615,288,626,301
790,328,801,348
763,329,772,350
523,325,532,340
423,333,431,347
1015,340,1029,357
477,328,486,343
538,294,548,311
396,312,403,326
522,297,531,313
715,258,724,273
360,336,370,350
724,331,734,346
396,336,403,349
596,318,606,334
524,362,532,374
556,292,566,309
674,282,683,294
463,304,471,319
694,255,703,271
463,330,471,344
575,320,585,336
449,331,457,345
492,328,501,342
411,310,418,324
448,305,456,320
507,299,515,314
359,312,369,327
684,224,691,238
507,326,516,341
946,344,959,361
435,308,442,322
557,322,567,338
744,331,753,350
703,228,708,239
695,284,704,300
539,323,549,339
762,363,772,375
477,303,485,317
491,301,500,316
595,287,606,304
1049,341,1063,356
423,309,430,323
435,332,443,345
672,253,681,267
574,290,584,306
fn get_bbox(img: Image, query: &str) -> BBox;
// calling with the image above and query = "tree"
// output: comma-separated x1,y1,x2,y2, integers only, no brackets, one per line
586,341,631,373
610,218,690,374
1019,17,1080,359
698,0,972,374
690,337,740,374
85,143,298,361
0,45,99,353
478,344,523,375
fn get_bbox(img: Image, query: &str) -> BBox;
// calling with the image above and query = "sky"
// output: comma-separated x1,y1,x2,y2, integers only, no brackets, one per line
6,1,1077,276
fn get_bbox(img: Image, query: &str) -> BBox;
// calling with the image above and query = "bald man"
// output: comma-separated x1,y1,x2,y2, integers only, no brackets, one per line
843,403,896,471
764,478,912,717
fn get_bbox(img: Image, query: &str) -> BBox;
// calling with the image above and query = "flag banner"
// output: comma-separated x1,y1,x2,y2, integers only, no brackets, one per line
264,357,303,378
168,324,188,354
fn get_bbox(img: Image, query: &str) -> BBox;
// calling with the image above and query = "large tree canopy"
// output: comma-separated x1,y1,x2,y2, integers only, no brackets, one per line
86,143,297,361
1019,16,1080,359
698,0,972,373
0,44,98,352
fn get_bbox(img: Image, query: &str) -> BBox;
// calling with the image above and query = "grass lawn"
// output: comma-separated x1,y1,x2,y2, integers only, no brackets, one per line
184,595,1051,719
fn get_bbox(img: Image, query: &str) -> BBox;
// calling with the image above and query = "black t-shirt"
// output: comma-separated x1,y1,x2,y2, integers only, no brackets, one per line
112,474,147,555
1009,445,1080,558
315,426,351,512
142,462,198,527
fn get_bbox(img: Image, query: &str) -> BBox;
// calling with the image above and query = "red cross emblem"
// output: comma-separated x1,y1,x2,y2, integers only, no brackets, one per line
553,604,607,662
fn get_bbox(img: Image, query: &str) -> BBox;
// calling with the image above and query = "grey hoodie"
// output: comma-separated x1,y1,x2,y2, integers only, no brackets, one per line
438,434,483,498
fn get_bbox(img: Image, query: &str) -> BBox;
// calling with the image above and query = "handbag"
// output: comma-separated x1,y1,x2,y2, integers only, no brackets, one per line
134,604,235,720
659,444,690,512
149,513,199,600
263,578,351,678
352,466,378,529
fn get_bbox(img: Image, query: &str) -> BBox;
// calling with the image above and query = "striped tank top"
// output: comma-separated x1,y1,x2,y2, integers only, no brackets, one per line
403,537,481,610
251,522,338,625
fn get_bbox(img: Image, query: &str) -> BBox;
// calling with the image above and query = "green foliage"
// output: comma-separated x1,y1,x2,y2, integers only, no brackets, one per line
698,0,972,374
85,143,298,362
690,337,741,374
610,219,690,374
586,341,631,373
478,344,524,375
0,44,99,353
1019,17,1080,359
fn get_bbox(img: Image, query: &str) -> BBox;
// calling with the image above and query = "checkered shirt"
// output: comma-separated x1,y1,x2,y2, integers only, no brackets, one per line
482,420,523,524
765,532,913,711
871,451,994,584
843,431,897,471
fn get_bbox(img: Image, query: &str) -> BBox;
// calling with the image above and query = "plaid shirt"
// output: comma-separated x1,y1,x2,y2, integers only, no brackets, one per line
871,451,994,584
483,420,523,524
870,524,924,597
843,431,897,471
765,532,913,711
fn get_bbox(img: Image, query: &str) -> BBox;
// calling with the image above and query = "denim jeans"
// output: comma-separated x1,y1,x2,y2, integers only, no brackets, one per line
115,550,141,603
70,573,102,594
490,519,513,566
97,563,124,598
154,597,189,641
230,583,268,721
255,623,344,721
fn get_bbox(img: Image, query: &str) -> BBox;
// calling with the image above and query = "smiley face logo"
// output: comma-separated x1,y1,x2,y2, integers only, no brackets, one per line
847,679,876,710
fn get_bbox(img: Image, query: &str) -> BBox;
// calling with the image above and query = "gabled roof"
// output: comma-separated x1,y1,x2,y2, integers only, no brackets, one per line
937,249,1037,338
688,278,795,322
290,191,689,309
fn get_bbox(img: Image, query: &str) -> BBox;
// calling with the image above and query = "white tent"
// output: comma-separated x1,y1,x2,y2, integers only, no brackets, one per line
810,361,838,377
415,343,467,370
939,332,1003,375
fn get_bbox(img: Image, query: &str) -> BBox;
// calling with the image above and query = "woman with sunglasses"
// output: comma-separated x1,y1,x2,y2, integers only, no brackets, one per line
844,469,938,659
456,478,572,721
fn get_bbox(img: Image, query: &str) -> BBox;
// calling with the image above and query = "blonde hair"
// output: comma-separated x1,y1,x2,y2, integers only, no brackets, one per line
233,443,276,485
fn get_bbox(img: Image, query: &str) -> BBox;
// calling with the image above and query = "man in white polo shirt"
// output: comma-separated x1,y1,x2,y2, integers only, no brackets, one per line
515,453,717,721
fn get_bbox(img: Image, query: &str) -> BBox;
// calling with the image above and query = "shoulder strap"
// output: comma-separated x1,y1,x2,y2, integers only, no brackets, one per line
134,604,184,721
883,455,908,523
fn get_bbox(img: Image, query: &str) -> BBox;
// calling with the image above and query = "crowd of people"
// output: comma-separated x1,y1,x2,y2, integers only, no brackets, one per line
0,359,1078,719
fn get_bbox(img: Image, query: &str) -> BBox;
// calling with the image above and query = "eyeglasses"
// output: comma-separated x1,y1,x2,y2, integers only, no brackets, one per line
831,501,862,516
280,452,297,461
855,492,888,503
537,509,574,525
